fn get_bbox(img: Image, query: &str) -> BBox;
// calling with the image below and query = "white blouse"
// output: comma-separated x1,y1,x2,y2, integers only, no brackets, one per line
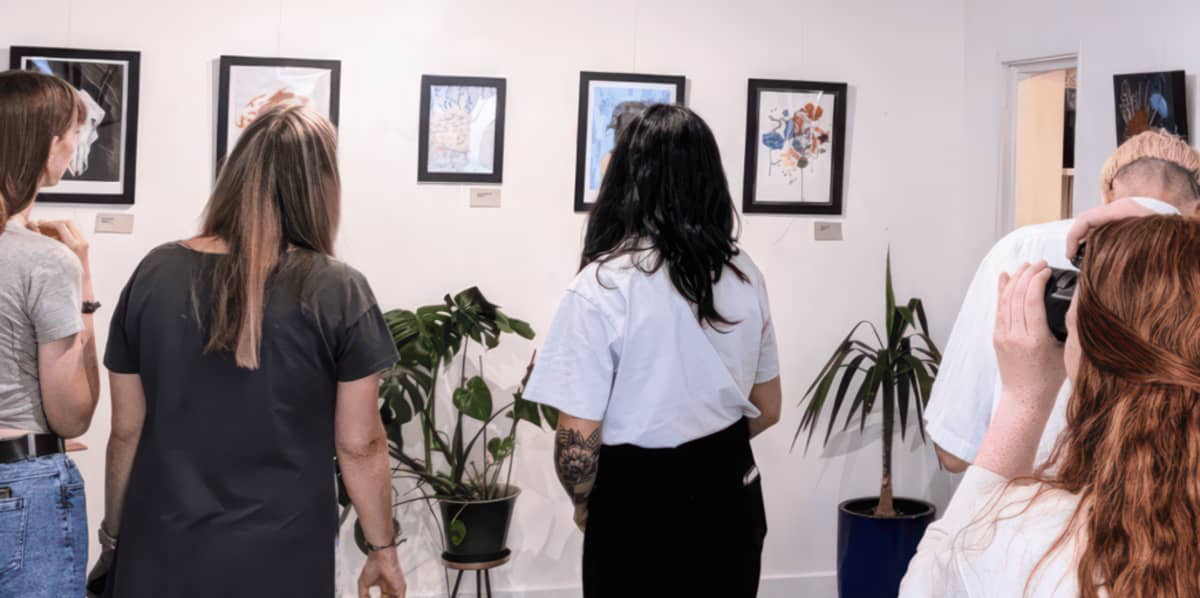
900,467,1089,597
923,197,1180,464
523,248,779,448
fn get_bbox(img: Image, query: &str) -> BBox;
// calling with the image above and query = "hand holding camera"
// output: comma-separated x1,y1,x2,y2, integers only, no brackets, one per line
994,261,1066,403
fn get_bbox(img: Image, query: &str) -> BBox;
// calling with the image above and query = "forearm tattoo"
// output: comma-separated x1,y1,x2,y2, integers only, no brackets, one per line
555,427,601,506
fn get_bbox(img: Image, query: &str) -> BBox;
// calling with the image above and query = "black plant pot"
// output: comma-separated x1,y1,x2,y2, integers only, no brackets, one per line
439,486,520,564
836,496,936,598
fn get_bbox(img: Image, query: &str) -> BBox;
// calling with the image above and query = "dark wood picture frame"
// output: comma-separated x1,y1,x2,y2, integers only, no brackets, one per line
216,55,341,169
417,75,507,184
743,78,847,216
10,46,141,205
574,71,687,212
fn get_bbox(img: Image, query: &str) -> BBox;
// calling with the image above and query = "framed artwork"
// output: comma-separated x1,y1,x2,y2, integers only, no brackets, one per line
10,46,140,205
574,71,687,212
417,75,506,184
743,79,847,216
1113,70,1188,144
217,55,341,168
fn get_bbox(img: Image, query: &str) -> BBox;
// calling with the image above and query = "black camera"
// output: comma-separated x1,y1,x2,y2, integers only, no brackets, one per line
1043,244,1085,342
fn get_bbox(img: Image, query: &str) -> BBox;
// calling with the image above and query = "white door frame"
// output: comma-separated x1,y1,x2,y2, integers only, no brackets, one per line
997,54,1079,238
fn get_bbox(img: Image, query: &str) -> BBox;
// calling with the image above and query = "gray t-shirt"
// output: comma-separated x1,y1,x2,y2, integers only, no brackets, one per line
0,221,83,434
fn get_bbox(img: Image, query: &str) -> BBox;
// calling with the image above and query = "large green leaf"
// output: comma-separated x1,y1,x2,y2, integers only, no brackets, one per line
382,383,414,425
487,437,515,461
509,318,535,340
452,376,494,421
512,395,542,427
541,404,560,429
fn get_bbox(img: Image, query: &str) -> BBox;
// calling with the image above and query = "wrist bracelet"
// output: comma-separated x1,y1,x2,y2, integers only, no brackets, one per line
98,523,118,551
365,537,406,553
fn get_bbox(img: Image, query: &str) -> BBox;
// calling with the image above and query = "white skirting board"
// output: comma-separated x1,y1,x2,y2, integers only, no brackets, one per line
401,572,838,598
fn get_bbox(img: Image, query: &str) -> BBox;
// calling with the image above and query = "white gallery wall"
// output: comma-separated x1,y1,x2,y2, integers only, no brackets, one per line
965,0,1200,235
7,0,1152,595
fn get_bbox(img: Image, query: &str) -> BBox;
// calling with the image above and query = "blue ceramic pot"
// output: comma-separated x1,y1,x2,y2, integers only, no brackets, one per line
836,496,936,598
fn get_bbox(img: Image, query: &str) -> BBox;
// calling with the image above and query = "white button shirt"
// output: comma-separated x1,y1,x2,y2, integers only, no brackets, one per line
923,197,1180,464
524,249,779,448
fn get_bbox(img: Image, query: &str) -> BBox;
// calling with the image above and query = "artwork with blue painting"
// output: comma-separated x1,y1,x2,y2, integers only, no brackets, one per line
742,79,847,215
428,86,497,173
574,72,685,211
1113,71,1189,144
587,84,674,190
419,75,506,183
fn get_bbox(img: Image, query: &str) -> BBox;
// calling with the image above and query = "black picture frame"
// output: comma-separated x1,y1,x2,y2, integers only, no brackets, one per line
216,55,341,169
1112,70,1189,145
574,71,687,212
743,79,848,216
417,75,507,184
10,46,141,205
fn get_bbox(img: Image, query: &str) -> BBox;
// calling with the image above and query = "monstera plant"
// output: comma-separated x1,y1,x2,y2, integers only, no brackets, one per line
339,287,557,561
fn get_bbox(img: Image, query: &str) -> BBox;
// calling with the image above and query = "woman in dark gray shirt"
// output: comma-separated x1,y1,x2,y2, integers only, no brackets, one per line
0,71,102,598
91,104,407,597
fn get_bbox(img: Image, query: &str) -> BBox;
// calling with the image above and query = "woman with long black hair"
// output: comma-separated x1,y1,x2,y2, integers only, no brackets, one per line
524,104,782,597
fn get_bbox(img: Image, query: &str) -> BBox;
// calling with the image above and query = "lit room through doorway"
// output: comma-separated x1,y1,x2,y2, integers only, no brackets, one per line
1013,66,1077,229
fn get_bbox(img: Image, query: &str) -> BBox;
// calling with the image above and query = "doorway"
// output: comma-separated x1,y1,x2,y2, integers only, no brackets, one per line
1001,55,1079,234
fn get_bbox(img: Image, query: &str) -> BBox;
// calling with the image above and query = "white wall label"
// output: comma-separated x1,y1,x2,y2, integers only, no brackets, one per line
95,213,134,234
469,188,502,208
814,221,842,241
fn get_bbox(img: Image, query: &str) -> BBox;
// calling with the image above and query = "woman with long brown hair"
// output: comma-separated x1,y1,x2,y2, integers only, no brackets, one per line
901,215,1200,597
0,70,101,598
91,103,406,597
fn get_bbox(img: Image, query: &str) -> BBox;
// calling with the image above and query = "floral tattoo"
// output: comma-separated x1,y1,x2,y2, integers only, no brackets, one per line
555,427,601,506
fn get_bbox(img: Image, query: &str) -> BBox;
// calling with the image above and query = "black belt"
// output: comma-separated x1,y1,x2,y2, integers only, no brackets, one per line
0,433,66,464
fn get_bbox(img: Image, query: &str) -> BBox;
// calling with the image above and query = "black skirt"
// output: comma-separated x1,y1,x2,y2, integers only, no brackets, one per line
583,419,767,598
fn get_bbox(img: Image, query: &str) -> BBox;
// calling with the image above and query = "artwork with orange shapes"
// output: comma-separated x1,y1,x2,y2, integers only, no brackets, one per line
216,56,341,167
760,98,832,184
743,79,847,215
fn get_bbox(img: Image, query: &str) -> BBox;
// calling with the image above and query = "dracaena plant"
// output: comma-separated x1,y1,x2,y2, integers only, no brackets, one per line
337,287,558,551
794,252,942,517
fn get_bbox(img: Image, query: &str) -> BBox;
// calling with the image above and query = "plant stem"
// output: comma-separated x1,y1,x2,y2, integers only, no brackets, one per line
877,374,898,518
424,367,438,474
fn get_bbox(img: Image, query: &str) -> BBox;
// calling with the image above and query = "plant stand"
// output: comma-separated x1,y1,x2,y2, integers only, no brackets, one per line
443,550,511,598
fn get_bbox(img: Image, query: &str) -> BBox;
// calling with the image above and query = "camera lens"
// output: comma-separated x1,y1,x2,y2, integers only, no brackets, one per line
1044,268,1077,342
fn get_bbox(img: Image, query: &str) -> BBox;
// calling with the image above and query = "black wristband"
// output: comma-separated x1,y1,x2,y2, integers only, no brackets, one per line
365,537,406,553
82,300,102,314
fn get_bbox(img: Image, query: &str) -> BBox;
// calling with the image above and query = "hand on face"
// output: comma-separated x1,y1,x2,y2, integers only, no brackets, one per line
994,261,1066,402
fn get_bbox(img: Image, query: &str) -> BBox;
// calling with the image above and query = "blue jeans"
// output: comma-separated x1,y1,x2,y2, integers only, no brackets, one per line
0,454,88,597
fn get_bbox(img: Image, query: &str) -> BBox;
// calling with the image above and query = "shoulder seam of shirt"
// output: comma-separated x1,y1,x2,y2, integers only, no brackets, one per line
564,288,620,333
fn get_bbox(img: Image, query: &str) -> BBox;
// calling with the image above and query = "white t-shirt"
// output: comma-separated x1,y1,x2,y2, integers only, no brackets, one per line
899,466,1087,597
524,248,780,448
924,197,1180,464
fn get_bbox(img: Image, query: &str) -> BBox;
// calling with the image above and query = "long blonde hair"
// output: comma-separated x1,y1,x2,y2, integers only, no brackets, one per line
201,103,340,369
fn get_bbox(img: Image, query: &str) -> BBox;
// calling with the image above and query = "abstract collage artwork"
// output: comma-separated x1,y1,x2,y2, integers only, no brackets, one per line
11,46,141,204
